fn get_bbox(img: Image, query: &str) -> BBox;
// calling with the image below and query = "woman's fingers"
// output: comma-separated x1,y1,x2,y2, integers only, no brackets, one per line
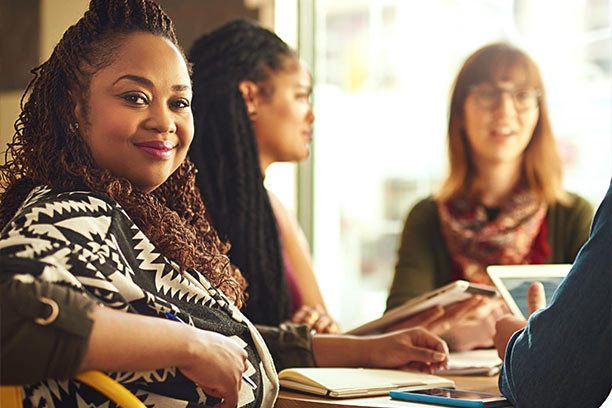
291,305,341,333
424,295,484,335
385,306,444,333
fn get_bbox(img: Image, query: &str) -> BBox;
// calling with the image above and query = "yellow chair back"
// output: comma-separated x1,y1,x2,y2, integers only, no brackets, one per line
0,370,146,408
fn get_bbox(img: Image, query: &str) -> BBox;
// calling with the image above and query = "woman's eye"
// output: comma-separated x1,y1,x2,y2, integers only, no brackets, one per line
171,99,191,109
514,90,531,101
122,93,148,105
478,89,497,99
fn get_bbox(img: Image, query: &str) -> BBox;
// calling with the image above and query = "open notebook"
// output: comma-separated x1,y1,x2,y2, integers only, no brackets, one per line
278,367,455,398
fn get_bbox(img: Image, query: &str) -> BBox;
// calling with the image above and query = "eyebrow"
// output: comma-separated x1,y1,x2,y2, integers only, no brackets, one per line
297,82,312,91
113,74,191,92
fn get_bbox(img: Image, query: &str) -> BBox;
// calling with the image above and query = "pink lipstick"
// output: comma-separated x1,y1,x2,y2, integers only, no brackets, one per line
134,140,175,160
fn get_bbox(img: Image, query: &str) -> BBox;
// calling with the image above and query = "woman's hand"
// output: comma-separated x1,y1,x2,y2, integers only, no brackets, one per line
291,304,341,334
368,328,450,373
385,295,487,336
178,329,249,408
82,306,250,408
441,297,509,351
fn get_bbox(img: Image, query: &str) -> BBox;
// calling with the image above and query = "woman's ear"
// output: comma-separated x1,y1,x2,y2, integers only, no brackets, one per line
238,80,259,119
68,89,84,128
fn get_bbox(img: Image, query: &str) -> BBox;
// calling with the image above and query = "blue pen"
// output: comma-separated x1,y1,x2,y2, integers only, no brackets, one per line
164,312,257,390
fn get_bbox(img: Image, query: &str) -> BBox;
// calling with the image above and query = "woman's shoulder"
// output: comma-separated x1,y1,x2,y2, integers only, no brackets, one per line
549,191,594,218
21,186,116,210
406,196,438,218
4,186,119,231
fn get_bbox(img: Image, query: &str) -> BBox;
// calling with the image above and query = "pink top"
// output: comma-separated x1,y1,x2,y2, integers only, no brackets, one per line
276,217,304,315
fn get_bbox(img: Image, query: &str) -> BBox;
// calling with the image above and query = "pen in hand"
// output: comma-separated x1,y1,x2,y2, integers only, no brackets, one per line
163,312,257,390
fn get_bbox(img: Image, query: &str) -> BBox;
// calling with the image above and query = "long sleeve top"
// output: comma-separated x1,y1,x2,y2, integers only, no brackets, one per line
0,186,278,407
387,192,594,311
498,181,612,407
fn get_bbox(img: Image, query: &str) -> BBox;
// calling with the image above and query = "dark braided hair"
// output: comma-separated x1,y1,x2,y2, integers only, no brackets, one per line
188,19,297,325
0,0,246,306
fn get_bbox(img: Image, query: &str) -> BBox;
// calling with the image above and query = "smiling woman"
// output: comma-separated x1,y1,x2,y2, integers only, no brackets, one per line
0,1,275,406
386,43,594,351
74,32,194,193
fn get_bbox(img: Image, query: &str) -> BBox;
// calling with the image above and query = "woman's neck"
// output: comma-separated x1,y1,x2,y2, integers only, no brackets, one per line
472,159,523,207
259,154,273,179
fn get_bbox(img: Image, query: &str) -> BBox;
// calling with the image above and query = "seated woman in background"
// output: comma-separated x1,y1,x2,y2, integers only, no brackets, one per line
188,19,339,332
386,43,593,350
0,2,449,406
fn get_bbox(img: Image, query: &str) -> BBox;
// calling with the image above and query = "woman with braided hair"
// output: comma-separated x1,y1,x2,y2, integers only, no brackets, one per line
0,1,272,406
0,3,455,406
188,19,339,333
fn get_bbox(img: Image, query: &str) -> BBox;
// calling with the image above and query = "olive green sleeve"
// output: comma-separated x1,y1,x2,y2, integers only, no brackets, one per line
547,193,595,263
1,273,96,385
386,198,452,311
255,323,316,371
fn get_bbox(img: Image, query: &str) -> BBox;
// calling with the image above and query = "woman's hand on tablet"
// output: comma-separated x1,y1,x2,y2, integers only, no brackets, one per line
384,295,486,336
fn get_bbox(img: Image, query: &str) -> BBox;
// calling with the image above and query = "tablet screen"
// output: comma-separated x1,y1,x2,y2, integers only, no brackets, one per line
498,277,564,317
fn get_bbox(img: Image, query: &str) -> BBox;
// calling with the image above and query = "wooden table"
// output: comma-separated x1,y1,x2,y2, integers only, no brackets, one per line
275,375,505,408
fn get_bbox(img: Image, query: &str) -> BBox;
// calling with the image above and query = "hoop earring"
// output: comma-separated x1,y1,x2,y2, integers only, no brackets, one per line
68,122,79,134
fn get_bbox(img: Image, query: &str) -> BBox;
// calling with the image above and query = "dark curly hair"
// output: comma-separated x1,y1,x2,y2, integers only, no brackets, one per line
0,0,246,306
188,19,297,325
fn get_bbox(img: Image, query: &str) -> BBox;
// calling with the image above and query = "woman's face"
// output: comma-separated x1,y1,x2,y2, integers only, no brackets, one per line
250,59,315,170
462,75,540,170
74,32,193,193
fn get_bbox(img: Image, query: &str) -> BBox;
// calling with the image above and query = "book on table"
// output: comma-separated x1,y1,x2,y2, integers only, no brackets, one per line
278,367,455,398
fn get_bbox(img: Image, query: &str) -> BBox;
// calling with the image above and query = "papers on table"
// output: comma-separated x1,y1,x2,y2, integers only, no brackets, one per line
437,349,502,376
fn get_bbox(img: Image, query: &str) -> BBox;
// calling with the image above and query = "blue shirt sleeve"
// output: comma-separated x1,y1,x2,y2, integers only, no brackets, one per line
499,180,612,407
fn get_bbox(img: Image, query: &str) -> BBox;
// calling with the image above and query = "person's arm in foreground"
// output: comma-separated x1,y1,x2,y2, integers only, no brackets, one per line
84,306,249,408
1,279,248,408
497,181,612,408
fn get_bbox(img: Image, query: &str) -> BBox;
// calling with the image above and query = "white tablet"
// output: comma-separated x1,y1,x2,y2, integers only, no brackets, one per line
347,280,497,335
486,264,571,319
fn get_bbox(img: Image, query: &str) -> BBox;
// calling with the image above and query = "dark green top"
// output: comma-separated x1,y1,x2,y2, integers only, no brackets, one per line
386,193,594,311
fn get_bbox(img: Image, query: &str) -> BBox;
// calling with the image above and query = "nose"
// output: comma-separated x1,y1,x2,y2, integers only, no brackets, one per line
494,91,518,117
306,106,315,124
145,103,177,134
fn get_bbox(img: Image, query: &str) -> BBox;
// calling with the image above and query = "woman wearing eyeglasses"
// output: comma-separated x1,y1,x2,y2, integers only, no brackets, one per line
385,43,593,351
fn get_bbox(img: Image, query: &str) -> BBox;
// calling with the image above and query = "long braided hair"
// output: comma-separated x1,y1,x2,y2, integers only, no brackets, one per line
0,0,246,306
188,19,296,325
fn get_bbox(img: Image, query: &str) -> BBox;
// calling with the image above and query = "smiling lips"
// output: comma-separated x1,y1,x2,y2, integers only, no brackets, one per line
134,140,176,159
490,126,517,140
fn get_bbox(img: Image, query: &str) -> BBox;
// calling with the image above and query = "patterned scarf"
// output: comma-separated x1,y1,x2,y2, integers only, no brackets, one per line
437,188,548,284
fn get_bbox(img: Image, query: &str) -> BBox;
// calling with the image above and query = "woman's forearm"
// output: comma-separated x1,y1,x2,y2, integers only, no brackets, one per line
80,306,194,372
311,334,368,367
